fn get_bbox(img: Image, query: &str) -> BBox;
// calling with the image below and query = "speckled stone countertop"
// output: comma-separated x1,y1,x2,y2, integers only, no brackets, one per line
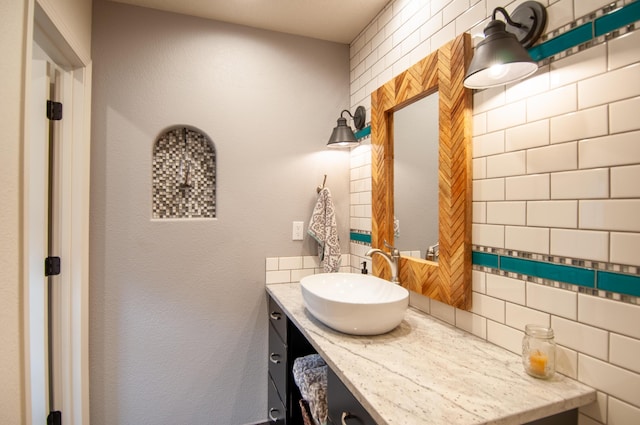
266,282,596,425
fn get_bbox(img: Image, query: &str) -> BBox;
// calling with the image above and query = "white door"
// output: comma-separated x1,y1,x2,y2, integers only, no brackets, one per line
26,37,52,425
26,33,91,425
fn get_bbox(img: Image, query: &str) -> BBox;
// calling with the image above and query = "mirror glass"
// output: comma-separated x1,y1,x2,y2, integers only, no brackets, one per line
393,92,439,259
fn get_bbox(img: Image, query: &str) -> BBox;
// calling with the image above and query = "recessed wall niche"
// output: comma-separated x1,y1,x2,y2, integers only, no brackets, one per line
152,126,216,219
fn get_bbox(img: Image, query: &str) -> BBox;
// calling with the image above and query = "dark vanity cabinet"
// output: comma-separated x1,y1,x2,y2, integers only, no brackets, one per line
268,295,375,425
267,296,287,424
327,368,376,425
268,295,315,424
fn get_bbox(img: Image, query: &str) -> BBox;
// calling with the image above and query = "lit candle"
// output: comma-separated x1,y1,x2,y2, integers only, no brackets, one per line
529,350,548,376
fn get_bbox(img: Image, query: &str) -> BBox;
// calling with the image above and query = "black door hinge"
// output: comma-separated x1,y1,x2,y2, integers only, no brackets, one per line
45,256,61,276
47,100,63,120
47,410,62,425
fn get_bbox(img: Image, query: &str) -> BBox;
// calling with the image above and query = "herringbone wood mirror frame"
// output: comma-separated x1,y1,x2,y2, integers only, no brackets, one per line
371,33,473,310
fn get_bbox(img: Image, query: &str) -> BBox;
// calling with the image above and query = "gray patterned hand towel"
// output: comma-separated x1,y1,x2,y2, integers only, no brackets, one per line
293,354,328,425
307,187,341,273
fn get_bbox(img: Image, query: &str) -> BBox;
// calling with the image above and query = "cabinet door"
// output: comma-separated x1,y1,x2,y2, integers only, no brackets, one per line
327,368,377,425
269,296,287,341
268,376,286,424
268,322,288,400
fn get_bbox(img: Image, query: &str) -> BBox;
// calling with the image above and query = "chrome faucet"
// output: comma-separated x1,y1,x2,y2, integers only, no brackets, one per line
365,240,400,284
426,242,439,262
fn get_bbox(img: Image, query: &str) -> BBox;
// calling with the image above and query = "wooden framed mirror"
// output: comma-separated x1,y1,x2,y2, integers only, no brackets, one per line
371,33,473,310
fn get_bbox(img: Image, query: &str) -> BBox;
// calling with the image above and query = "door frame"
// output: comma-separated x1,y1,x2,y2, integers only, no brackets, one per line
23,2,92,424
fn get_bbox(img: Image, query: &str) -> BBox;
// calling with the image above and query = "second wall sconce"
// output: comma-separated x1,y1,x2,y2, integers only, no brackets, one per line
327,106,366,148
464,1,547,89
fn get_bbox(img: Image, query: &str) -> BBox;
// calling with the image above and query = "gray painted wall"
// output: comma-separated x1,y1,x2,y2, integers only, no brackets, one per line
90,2,351,423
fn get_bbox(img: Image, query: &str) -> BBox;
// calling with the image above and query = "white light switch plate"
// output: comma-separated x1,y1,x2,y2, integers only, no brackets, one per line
292,221,304,240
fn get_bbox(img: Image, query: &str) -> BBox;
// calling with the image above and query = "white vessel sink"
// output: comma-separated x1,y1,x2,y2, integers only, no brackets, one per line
300,273,409,335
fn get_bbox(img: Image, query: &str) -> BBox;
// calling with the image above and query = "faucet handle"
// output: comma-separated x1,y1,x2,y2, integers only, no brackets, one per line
383,240,400,256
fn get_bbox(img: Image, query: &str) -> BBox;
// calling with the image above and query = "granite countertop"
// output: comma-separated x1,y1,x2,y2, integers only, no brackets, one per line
266,282,596,425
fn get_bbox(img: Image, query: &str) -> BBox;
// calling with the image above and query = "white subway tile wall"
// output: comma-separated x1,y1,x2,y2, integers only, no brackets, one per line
551,316,610,360
487,320,523,354
486,151,526,178
550,168,609,199
608,398,640,425
470,291,505,323
546,0,574,33
527,200,578,228
505,119,549,151
473,130,505,157
611,164,640,198
265,255,350,284
349,143,373,234
504,225,550,253
472,200,487,223
610,96,640,134
580,392,608,423
346,1,640,422
472,223,505,247
610,232,640,266
486,201,526,225
505,303,550,331
549,44,607,88
505,173,550,200
556,344,579,379
430,298,456,325
486,273,525,305
526,141,578,174
455,308,488,339
505,66,550,102
550,228,609,262
549,105,608,144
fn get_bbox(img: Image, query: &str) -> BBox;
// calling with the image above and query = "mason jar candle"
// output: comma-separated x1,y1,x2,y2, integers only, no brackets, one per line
522,324,556,379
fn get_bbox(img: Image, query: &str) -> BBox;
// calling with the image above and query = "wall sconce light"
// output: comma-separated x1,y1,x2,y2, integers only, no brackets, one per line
327,106,366,148
464,1,547,89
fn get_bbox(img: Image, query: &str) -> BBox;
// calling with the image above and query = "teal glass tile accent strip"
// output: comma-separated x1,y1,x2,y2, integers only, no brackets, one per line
528,23,593,61
500,257,596,288
528,1,640,62
350,232,371,244
472,248,639,300
472,251,499,269
354,125,371,141
597,271,640,297
594,1,640,37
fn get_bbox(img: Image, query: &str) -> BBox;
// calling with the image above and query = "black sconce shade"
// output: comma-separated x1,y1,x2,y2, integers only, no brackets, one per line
327,106,366,148
464,1,547,89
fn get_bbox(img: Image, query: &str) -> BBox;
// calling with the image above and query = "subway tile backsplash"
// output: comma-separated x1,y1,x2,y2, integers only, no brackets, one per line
549,105,608,144
550,228,609,262
265,255,351,284
526,83,577,121
505,173,550,200
505,119,549,151
578,62,640,108
610,97,640,134
526,141,578,174
551,315,610,361
486,201,526,226
343,0,640,423
579,131,640,169
550,168,609,199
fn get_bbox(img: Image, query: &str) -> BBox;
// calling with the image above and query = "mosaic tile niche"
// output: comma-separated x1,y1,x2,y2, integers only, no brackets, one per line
152,126,216,219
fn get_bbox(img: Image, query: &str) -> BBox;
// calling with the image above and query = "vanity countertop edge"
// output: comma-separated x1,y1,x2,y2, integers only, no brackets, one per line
266,282,596,425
